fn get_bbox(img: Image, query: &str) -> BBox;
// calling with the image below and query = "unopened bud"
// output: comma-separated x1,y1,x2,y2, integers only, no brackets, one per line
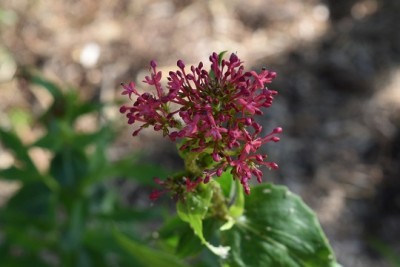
271,137,280,142
269,162,279,170
154,124,162,131
273,127,283,134
177,60,185,69
212,153,221,162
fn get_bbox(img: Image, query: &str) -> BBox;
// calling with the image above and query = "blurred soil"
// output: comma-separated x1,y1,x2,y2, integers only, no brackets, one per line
1,0,400,266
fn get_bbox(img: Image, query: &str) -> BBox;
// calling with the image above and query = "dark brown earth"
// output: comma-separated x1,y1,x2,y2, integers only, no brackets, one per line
1,1,400,266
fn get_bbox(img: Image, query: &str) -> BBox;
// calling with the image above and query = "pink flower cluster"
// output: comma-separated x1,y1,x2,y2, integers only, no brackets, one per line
120,52,281,195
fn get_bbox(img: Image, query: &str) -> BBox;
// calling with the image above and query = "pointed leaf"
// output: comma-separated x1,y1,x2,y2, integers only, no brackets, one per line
218,51,228,65
0,128,38,173
29,72,63,100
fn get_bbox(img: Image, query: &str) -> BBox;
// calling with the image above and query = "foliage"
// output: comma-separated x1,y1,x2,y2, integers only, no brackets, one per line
0,72,172,267
118,52,342,267
0,58,343,267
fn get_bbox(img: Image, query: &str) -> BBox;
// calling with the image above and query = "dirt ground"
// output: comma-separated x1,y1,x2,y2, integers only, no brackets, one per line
1,0,400,266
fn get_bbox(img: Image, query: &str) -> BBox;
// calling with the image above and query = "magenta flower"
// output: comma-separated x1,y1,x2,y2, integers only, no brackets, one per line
120,52,281,196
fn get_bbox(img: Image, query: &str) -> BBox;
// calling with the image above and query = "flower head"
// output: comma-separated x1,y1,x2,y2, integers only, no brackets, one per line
121,52,281,195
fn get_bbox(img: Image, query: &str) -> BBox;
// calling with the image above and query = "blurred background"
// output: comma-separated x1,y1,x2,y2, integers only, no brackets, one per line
1,0,399,266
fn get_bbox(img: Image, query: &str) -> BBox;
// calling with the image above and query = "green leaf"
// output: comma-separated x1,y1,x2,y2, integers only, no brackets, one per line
0,253,52,267
71,101,103,122
215,169,233,198
176,218,222,261
3,182,52,219
95,207,159,223
0,128,38,173
113,230,189,267
368,237,400,267
50,148,88,188
82,156,169,188
215,169,244,219
28,72,63,100
176,222,203,258
177,186,230,258
116,161,168,184
228,179,244,218
218,51,228,65
0,166,30,181
74,128,113,149
221,183,339,267
32,130,62,151
84,230,144,267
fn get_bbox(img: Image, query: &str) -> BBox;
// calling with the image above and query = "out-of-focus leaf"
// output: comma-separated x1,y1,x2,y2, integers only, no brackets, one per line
3,182,51,218
62,201,85,252
0,128,38,173
221,183,340,267
73,127,113,150
9,108,32,132
0,166,31,181
94,207,160,223
1,224,54,252
114,230,189,267
28,72,63,100
0,161,59,192
71,101,103,122
27,73,102,126
31,119,65,151
83,157,169,188
176,222,203,258
0,254,52,267
368,238,400,267
84,230,145,267
50,148,88,188
118,162,169,184
158,216,185,236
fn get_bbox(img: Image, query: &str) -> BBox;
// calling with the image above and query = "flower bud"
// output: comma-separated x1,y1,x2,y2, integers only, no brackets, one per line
154,124,162,131
120,105,127,113
230,53,239,63
212,153,221,162
177,60,185,69
269,162,279,169
271,137,280,142
273,127,283,134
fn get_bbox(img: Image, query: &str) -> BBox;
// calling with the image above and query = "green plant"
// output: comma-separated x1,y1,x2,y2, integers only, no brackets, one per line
118,52,343,267
0,71,172,267
1,51,344,267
